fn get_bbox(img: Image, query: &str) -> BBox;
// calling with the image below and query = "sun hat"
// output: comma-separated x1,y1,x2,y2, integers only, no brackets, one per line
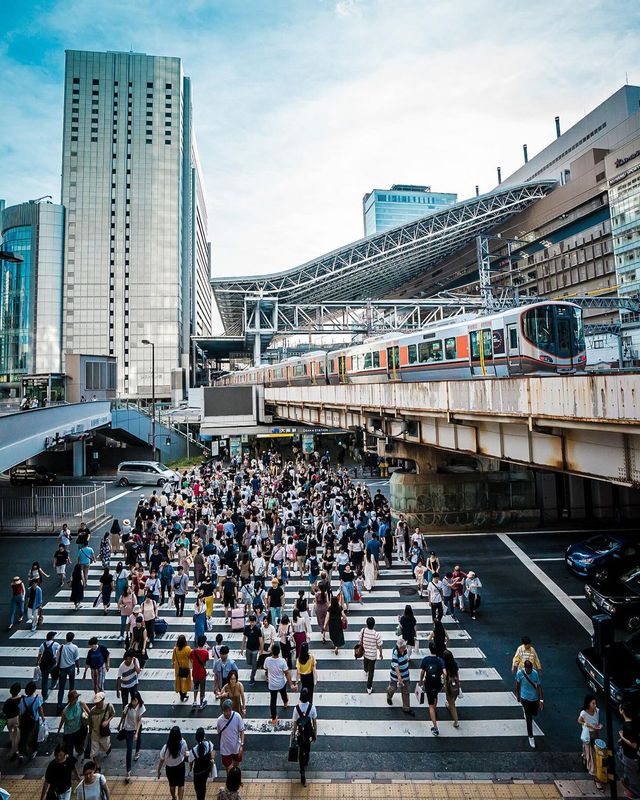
92,691,105,703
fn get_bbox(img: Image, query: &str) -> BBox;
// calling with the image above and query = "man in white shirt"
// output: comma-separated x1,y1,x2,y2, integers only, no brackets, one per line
359,616,384,694
291,686,318,786
264,643,297,725
427,572,444,623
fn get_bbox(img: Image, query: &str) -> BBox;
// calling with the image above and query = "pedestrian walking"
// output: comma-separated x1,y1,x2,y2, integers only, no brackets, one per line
18,680,44,763
83,638,110,694
359,616,384,694
37,630,60,702
116,650,141,707
394,516,408,563
25,577,43,631
99,531,112,569
70,563,85,609
414,559,426,596
398,604,418,656
314,585,329,642
386,637,414,716
295,642,317,703
428,619,449,658
450,565,467,612
40,743,81,800
117,690,145,782
240,614,263,685
193,594,207,646
266,577,284,627
465,571,482,619
216,671,246,717
512,636,543,674
56,632,81,713
142,590,159,648
78,542,96,585
418,641,446,735
53,545,71,587
426,572,444,623
87,691,115,770
28,560,50,585
617,702,640,798
189,726,216,800
129,614,148,667
172,566,189,617
109,519,122,555
292,607,310,658
56,689,89,756
118,587,135,639
216,699,245,773
443,649,461,728
190,635,210,710
515,659,543,749
97,567,113,613
173,634,192,702
383,526,394,568
76,761,110,800
291,686,318,786
217,766,242,800
8,575,25,629
3,682,22,759
324,595,346,655
363,550,377,592
212,646,238,694
442,573,455,619
578,694,604,788
264,642,297,725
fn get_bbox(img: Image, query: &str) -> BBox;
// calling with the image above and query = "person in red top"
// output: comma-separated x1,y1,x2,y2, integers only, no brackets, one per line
8,576,25,629
189,635,209,710
450,566,468,613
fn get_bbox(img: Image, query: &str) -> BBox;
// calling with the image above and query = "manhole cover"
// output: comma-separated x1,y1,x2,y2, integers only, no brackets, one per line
398,587,418,596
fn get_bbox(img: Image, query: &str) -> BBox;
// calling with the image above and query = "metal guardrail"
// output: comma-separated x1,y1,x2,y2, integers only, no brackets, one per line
0,483,108,533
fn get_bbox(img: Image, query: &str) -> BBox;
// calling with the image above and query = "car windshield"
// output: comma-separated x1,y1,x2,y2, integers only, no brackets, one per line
621,566,640,596
156,463,170,472
586,534,619,554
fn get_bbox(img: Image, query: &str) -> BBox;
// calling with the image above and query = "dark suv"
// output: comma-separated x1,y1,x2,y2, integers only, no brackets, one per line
9,465,56,486
585,566,640,631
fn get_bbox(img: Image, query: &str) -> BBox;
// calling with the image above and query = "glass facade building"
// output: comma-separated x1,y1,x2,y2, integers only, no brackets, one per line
363,184,457,237
0,201,64,392
61,50,213,398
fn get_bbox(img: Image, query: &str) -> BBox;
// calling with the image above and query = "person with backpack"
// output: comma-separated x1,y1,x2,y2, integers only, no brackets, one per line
418,641,446,735
37,630,60,702
188,726,215,800
443,649,461,728
18,680,44,763
291,686,318,786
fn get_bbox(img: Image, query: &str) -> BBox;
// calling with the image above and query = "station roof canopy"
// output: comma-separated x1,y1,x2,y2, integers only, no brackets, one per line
212,180,556,335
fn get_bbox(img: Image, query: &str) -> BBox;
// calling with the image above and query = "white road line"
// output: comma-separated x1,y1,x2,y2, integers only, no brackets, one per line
531,557,565,562
0,665,500,682
498,534,593,635
74,486,141,516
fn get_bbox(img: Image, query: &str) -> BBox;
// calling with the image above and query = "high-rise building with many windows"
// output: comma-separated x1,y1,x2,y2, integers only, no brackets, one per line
362,184,457,236
61,50,213,398
0,199,64,393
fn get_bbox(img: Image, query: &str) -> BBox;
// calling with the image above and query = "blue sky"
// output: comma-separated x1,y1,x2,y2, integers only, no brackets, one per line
1,0,639,277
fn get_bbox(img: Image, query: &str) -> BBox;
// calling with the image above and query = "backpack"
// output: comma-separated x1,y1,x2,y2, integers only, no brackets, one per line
191,742,212,776
309,558,320,577
423,657,443,689
40,642,56,672
295,704,313,740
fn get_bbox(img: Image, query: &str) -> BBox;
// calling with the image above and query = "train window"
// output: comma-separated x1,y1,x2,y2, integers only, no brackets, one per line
470,330,492,358
444,337,456,359
418,340,443,362
317,360,325,374
372,351,380,368
364,352,372,369
509,328,518,348
294,364,306,377
329,359,335,373
408,344,418,364
276,367,284,379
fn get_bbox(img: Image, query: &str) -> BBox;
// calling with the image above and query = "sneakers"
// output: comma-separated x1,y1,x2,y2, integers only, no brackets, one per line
453,721,460,728
367,687,373,695
528,736,536,749
200,699,208,710
386,696,393,706
431,727,439,736
126,772,131,784
147,642,153,649
118,634,124,640
192,701,198,708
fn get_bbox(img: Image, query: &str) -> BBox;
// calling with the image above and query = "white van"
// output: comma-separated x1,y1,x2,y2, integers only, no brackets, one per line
116,461,180,487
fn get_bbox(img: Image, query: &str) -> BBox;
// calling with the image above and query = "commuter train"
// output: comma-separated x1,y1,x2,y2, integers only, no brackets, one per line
219,301,586,387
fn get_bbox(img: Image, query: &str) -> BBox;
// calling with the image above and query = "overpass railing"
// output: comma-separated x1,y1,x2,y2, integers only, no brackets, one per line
0,483,108,533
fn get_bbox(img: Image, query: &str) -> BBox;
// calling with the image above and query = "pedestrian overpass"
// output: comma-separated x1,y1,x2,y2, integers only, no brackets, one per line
265,372,640,486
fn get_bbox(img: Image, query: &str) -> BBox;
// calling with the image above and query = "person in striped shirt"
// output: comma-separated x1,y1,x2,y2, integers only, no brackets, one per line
386,638,415,715
116,650,141,708
359,617,384,695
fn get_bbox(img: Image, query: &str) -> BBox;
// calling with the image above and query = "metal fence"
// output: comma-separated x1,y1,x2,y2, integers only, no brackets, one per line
0,484,108,533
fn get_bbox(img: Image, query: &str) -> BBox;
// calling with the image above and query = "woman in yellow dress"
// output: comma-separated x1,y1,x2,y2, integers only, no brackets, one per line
172,634,192,702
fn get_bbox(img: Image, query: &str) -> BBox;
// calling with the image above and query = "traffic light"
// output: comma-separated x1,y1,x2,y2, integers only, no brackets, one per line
592,614,615,656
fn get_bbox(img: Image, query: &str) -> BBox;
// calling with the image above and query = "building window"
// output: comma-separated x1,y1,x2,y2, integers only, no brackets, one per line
73,77,80,84
165,83,172,89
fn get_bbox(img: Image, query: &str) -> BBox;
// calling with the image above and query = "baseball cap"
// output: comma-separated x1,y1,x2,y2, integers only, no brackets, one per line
92,691,105,703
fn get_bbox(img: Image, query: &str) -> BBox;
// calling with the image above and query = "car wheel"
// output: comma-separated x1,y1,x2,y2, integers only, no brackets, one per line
157,479,165,487
627,615,640,631
118,478,129,487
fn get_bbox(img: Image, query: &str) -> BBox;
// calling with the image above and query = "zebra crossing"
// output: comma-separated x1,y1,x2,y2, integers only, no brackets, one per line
2,559,541,759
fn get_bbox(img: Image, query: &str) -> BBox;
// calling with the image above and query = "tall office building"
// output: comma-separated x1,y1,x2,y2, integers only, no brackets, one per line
362,184,457,237
61,50,213,398
0,199,64,393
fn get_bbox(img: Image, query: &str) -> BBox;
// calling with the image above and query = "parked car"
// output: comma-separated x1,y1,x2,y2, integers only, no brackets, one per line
565,533,639,581
9,465,56,486
577,630,640,707
116,461,180,487
585,566,640,631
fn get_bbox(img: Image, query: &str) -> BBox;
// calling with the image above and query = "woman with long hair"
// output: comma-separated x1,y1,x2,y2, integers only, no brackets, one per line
117,690,145,782
100,530,112,569
109,518,122,555
172,634,192,702
70,563,85,609
98,567,113,614
157,725,189,800
428,619,449,658
399,604,418,656
216,670,246,717
324,595,346,655
363,550,377,592
314,584,329,643
188,726,215,800
114,562,129,604
295,641,317,703
292,607,310,659
118,586,135,640
442,649,460,728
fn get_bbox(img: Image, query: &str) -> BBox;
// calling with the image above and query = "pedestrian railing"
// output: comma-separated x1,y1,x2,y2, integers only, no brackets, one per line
0,483,108,533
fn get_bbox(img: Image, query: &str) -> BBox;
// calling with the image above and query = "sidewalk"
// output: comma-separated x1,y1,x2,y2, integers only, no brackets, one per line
0,776,613,800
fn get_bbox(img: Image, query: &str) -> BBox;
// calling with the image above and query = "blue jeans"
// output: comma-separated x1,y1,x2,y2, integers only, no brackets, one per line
120,615,129,636
41,669,57,701
270,607,282,627
124,727,142,772
57,666,76,709
8,596,23,626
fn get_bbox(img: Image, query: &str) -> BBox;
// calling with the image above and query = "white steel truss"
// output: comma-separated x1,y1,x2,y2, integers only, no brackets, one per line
213,181,556,334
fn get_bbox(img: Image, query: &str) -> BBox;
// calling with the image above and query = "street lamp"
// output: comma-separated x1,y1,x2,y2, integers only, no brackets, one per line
141,339,157,461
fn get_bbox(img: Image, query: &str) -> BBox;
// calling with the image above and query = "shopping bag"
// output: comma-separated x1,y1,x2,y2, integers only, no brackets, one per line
37,719,49,743
33,666,41,683
414,685,425,705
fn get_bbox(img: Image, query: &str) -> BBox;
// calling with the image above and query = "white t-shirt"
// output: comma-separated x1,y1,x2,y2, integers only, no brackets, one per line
122,702,145,731
427,580,443,604
292,700,318,721
216,711,245,756
77,774,107,800
160,739,188,767
264,655,288,690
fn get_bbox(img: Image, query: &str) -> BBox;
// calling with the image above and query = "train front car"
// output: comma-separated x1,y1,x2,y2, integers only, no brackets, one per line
519,302,586,374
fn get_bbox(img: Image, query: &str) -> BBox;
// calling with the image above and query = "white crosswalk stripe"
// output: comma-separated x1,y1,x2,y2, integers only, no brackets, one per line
3,562,542,748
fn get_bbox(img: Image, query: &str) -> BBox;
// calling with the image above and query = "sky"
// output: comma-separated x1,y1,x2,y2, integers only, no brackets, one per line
1,0,639,279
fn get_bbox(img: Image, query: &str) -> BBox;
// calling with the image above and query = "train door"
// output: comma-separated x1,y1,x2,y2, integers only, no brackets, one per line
469,329,495,377
338,355,347,384
506,323,522,374
386,346,400,380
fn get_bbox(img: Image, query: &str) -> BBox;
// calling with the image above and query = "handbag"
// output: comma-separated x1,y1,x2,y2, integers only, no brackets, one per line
341,616,348,631
98,709,110,737
117,728,127,741
287,735,299,762
178,666,190,679
354,631,365,659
